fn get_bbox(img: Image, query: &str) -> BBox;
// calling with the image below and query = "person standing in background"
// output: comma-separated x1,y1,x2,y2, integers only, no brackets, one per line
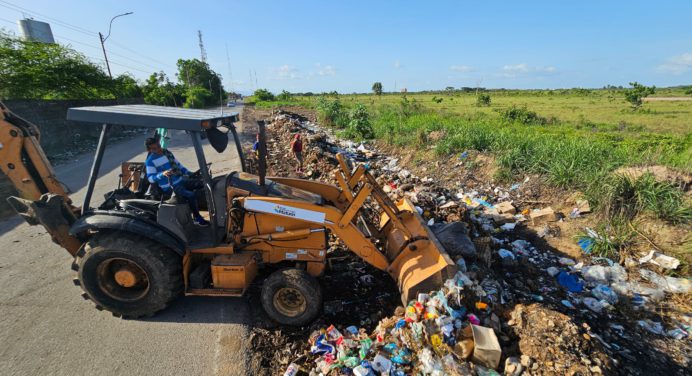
290,133,303,173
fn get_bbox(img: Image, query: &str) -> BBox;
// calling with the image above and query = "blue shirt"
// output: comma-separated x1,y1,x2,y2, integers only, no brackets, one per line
145,151,190,192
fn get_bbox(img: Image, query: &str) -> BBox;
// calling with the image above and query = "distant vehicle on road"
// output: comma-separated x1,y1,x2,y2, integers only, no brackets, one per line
227,101,236,107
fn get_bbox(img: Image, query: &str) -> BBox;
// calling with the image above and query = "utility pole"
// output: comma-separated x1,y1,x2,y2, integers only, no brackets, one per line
98,32,112,78
99,12,133,79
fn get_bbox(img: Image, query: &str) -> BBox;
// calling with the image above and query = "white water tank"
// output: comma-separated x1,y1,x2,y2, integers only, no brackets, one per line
17,19,55,43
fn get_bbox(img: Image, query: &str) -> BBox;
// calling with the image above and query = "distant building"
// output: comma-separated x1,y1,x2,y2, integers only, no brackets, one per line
400,88,408,93
17,19,55,43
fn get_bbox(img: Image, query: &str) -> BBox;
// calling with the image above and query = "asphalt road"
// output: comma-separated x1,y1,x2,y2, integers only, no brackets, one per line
0,107,251,376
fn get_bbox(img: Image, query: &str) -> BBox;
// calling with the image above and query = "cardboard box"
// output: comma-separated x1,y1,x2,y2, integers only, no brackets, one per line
211,253,257,289
530,207,558,226
471,324,502,369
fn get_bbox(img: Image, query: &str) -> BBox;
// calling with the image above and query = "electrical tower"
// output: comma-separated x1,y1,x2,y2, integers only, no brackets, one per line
198,30,207,63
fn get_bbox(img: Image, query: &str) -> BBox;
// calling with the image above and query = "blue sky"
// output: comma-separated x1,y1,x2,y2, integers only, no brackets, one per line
1,0,691,94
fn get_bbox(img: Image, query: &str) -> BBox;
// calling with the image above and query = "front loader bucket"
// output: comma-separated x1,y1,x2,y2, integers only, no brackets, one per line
328,153,455,304
382,198,455,304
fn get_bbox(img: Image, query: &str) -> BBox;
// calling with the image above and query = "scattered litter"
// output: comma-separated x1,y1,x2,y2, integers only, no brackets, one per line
530,207,558,226
249,109,688,375
591,284,619,305
557,271,584,293
471,324,503,369
638,320,664,335
500,222,516,231
639,269,691,294
558,257,576,266
581,264,627,284
582,297,609,313
546,266,560,277
638,250,680,270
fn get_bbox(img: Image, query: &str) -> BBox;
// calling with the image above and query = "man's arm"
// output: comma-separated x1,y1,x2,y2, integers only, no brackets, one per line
174,158,190,175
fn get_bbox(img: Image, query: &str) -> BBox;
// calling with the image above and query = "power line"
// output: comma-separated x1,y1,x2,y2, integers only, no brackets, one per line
54,33,164,71
84,54,152,74
0,0,97,36
0,0,176,73
108,39,175,69
0,15,16,26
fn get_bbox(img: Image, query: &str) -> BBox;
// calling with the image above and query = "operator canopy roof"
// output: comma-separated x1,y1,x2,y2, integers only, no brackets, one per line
67,104,239,131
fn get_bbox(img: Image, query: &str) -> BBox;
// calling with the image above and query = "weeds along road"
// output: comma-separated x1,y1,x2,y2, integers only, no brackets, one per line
0,106,251,376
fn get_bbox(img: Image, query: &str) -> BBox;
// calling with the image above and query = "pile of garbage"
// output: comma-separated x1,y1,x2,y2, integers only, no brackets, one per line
253,110,691,376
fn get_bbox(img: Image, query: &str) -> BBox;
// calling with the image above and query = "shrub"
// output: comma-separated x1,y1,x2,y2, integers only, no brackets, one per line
344,103,374,139
316,96,348,128
624,82,655,110
253,88,275,101
276,90,291,101
500,105,547,125
576,218,636,259
476,93,491,107
183,86,212,108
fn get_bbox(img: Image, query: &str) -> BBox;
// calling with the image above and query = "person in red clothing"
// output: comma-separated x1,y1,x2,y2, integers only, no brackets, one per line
290,133,303,172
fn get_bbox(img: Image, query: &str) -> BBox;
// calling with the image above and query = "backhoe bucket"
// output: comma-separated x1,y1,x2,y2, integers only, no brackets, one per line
382,198,456,304
7,194,82,256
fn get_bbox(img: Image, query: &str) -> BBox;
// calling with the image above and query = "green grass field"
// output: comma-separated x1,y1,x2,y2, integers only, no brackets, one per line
321,88,692,135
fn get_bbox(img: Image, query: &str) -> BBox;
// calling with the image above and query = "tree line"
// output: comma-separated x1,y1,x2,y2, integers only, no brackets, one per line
0,31,235,108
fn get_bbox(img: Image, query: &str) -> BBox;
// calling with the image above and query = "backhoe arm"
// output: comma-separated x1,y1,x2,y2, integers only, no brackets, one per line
0,101,81,255
0,101,70,200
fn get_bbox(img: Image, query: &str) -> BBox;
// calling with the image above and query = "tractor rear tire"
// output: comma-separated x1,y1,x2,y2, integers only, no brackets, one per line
261,268,322,326
74,232,183,318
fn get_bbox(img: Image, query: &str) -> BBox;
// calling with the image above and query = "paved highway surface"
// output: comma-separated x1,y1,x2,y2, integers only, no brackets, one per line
0,106,251,376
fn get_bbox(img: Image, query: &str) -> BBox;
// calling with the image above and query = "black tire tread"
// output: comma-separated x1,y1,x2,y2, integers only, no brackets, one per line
73,231,182,319
260,268,322,326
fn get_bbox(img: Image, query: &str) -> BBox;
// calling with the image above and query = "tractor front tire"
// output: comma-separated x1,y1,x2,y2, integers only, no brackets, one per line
261,269,322,326
73,232,183,318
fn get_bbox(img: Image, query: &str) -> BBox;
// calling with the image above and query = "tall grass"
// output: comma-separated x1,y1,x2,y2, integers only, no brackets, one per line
587,173,692,224
368,105,690,191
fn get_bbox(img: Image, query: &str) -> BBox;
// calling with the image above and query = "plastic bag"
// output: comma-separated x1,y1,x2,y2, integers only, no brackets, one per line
591,284,619,304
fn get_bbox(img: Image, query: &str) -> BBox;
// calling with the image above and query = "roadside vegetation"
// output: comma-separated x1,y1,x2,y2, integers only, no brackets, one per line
0,30,233,109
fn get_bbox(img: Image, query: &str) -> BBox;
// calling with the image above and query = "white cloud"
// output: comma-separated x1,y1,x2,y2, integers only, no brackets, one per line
316,63,336,76
450,65,475,72
501,63,556,77
275,65,300,80
657,53,692,75
394,60,402,69
503,63,530,73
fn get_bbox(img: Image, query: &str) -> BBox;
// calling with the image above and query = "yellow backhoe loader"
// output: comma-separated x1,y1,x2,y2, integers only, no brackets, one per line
0,101,454,325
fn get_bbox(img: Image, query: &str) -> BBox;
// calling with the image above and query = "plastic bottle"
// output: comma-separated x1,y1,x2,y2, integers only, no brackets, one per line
358,338,373,359
282,363,300,376
372,353,392,373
